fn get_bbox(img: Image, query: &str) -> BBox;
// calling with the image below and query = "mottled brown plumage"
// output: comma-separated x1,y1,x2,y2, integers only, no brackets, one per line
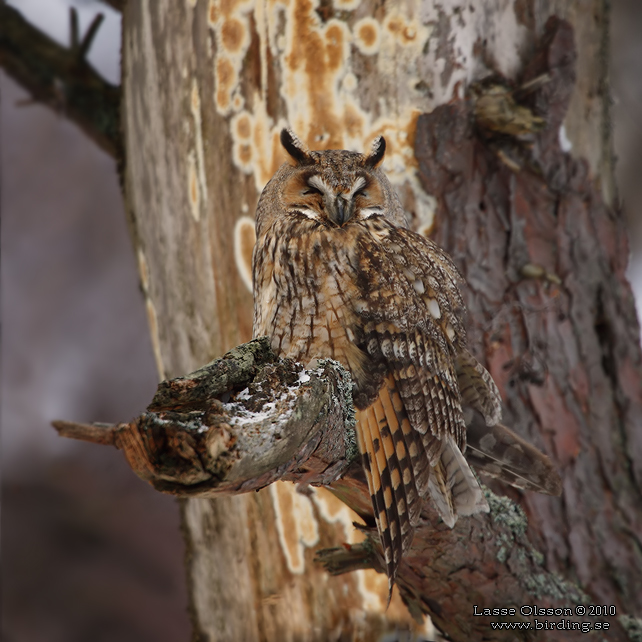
252,130,561,594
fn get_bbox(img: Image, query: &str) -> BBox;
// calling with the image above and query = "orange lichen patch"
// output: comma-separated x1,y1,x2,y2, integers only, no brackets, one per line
145,297,166,382
356,569,389,612
280,5,352,149
284,0,316,69
361,113,419,176
377,11,431,79
353,17,380,55
385,14,418,45
343,102,365,139
250,103,286,187
385,15,402,34
209,0,252,23
209,0,254,116
357,570,429,626
234,216,256,292
324,21,347,71
404,108,420,155
224,1,433,220
221,17,247,53
238,143,253,165
233,110,252,139
187,153,200,221
311,487,364,543
231,111,256,173
270,481,319,575
208,1,218,23
215,56,236,112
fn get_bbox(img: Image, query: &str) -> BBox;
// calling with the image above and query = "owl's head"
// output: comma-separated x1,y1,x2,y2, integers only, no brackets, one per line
255,129,407,236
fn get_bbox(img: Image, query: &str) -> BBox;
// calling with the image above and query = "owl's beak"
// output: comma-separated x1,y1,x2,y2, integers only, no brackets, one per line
327,195,354,226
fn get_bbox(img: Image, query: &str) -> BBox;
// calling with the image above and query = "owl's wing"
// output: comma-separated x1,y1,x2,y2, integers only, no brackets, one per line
456,347,562,495
349,224,490,590
362,321,489,524
353,324,490,596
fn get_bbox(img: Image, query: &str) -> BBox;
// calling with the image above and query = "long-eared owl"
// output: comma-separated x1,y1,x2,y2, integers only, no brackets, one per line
252,129,561,592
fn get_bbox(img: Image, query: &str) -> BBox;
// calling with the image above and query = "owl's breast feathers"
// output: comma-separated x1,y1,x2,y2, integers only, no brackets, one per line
253,216,560,592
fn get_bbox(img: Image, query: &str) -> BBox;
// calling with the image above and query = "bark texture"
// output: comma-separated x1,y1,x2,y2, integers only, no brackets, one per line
417,18,642,618
118,0,642,640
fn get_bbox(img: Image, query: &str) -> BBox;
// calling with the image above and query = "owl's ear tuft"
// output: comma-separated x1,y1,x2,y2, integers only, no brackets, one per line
280,129,313,165
365,136,386,168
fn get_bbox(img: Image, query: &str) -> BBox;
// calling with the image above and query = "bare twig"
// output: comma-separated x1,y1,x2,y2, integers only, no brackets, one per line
72,9,105,60
52,420,117,446
0,3,120,157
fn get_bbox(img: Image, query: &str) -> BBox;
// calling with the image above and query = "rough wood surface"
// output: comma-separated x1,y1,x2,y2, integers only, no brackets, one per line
417,17,642,621
54,338,358,496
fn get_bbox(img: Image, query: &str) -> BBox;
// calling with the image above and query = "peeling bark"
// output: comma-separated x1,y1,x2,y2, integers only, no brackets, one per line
415,17,642,619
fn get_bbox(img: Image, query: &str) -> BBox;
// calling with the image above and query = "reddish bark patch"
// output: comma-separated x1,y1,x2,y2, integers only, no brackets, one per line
415,14,642,630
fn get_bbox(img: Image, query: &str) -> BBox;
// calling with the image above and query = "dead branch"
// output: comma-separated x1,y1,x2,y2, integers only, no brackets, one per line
53,338,359,497
0,4,120,157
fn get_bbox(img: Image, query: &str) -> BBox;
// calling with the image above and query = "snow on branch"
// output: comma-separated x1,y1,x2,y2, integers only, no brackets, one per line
53,338,359,496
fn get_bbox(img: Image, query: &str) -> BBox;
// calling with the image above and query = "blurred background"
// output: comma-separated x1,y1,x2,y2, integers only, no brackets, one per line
1,1,190,640
1,1,641,640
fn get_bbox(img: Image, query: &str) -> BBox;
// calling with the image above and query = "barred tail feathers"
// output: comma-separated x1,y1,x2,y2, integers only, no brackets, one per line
355,407,396,595
354,380,421,596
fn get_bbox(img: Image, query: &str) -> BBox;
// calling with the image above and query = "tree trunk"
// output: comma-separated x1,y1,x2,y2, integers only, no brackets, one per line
120,1,641,640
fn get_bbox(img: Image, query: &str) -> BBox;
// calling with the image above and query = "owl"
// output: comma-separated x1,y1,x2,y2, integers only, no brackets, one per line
252,129,561,593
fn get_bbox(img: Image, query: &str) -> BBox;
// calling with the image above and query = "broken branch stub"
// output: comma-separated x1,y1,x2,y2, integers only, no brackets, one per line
53,337,358,496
